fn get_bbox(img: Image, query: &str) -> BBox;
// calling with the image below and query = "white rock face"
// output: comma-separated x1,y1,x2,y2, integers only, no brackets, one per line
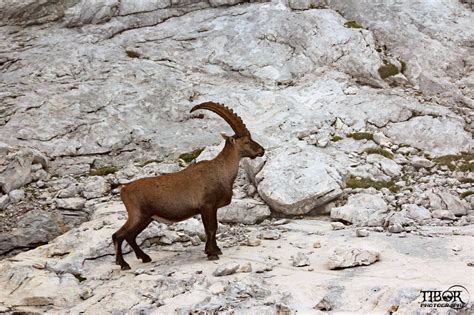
321,0,474,107
254,146,343,215
385,116,471,157
330,193,388,226
327,246,380,269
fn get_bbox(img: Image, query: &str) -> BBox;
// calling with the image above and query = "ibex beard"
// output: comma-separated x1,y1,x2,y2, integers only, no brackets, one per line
112,102,265,270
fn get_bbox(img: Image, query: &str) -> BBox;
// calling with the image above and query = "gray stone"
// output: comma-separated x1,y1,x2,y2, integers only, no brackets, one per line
217,198,270,224
330,193,388,226
238,262,252,273
262,230,281,240
432,210,456,220
251,146,343,215
55,197,86,210
82,176,111,199
315,296,333,311
0,145,47,193
328,246,380,269
292,252,310,267
0,195,10,210
0,210,62,255
331,222,346,230
213,263,240,277
8,189,25,203
411,156,434,169
401,204,432,223
355,229,369,237
388,223,404,233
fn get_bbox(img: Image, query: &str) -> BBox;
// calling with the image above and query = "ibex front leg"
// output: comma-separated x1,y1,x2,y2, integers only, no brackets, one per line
201,208,221,260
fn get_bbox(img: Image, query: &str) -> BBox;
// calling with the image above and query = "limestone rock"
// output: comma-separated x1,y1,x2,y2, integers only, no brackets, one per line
217,198,270,225
330,193,388,226
81,176,111,199
292,252,310,267
355,229,369,237
328,246,380,269
8,189,25,203
262,230,281,240
0,210,62,255
254,146,343,215
0,145,47,193
432,210,456,220
55,197,86,210
411,157,434,169
385,117,471,157
213,263,240,277
0,195,10,210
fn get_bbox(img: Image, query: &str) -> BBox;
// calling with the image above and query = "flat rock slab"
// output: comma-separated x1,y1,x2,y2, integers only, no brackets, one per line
0,202,473,313
328,246,380,269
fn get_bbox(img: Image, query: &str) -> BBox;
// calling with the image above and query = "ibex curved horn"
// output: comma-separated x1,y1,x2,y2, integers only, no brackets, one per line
190,102,250,137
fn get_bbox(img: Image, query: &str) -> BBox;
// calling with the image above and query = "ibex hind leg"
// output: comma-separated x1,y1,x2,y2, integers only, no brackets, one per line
112,221,132,270
125,218,153,263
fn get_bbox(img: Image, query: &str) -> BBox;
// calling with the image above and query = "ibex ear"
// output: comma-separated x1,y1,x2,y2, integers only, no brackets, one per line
221,132,235,144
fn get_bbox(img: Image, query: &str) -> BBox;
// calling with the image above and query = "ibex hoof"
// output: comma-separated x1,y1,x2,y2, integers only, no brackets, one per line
207,255,219,261
141,255,152,263
121,263,131,270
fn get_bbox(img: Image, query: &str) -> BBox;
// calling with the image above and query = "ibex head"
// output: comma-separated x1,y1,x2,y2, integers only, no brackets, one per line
190,102,265,159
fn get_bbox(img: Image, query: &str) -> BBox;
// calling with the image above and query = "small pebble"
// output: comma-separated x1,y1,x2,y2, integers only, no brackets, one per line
356,229,369,237
331,222,345,230
313,240,321,248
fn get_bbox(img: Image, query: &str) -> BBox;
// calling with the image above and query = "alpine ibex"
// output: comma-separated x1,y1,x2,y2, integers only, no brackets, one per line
112,102,265,270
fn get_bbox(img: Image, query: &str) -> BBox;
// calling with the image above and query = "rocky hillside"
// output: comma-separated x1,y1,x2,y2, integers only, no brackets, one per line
0,0,473,313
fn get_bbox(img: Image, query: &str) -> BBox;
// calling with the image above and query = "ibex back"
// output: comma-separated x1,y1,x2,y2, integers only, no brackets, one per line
112,102,265,270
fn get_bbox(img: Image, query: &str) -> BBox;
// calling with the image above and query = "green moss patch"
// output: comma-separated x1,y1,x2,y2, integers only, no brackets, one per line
89,166,118,176
125,49,141,58
460,191,474,199
378,62,400,79
460,178,474,184
433,153,474,172
344,20,363,29
347,132,374,141
331,135,343,142
364,147,394,160
346,175,400,193
139,159,162,167
179,148,205,163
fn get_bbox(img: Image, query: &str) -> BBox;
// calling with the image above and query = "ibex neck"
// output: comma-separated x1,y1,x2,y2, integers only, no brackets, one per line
214,141,240,180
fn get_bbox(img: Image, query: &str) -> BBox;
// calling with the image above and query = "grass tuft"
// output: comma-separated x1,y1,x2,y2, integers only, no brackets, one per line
125,49,141,58
378,63,400,79
179,148,205,163
460,191,473,199
346,175,400,193
89,166,118,176
347,132,374,141
460,178,474,184
331,135,343,142
139,159,162,167
344,20,363,29
364,147,394,160
433,153,474,172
